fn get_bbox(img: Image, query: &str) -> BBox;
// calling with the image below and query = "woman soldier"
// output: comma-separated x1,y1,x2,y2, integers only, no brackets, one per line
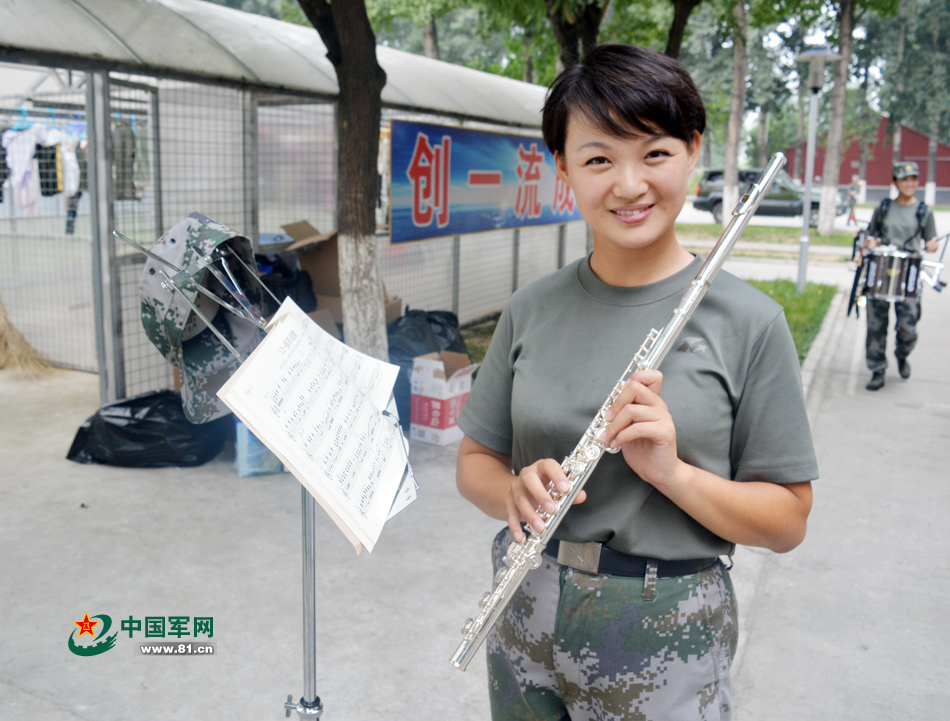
455,45,818,721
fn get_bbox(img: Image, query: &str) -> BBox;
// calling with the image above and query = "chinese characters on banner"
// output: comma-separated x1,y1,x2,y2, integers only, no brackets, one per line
390,120,582,243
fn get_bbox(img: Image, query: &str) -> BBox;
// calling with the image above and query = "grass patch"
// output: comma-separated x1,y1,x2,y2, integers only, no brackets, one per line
461,281,838,367
676,223,856,247
748,279,837,364
461,315,500,364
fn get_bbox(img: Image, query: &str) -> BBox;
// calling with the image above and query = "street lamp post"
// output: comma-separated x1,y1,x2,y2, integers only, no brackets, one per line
796,46,841,293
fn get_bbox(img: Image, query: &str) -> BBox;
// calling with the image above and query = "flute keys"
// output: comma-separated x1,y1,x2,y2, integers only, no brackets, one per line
527,553,542,570
479,592,492,609
571,460,587,476
494,568,507,584
462,619,474,635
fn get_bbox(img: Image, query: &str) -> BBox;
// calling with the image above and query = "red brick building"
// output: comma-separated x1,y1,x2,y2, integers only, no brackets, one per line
784,115,950,193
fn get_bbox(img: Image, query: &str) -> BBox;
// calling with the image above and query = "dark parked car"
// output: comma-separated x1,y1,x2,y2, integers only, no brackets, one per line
693,168,846,225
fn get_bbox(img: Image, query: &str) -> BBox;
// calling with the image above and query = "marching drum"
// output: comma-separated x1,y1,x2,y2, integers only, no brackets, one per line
862,246,922,302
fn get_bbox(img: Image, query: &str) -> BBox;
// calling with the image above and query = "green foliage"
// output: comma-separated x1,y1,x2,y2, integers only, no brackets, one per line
279,0,308,25
474,6,561,85
600,0,674,50
746,104,801,159
879,0,950,141
678,2,735,164
748,279,837,363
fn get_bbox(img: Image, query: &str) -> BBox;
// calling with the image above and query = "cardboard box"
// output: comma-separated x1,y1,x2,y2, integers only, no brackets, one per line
410,351,477,446
281,220,403,327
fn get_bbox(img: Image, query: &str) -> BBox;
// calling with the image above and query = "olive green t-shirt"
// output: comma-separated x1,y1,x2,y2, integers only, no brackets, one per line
868,200,936,252
458,254,819,560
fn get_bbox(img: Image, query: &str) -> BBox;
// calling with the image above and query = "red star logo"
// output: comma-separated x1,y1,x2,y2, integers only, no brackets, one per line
73,612,99,639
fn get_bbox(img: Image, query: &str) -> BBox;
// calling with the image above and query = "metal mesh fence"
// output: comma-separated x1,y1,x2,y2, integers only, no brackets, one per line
0,82,96,371
2,62,587,405
257,95,336,240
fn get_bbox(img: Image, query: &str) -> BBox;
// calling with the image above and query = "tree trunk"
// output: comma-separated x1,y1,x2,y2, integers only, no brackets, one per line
892,0,907,169
522,30,534,83
422,17,440,59
757,107,769,167
818,0,854,236
546,0,604,72
723,0,747,219
926,116,939,205
859,140,868,202
665,0,704,58
297,0,389,361
578,2,602,61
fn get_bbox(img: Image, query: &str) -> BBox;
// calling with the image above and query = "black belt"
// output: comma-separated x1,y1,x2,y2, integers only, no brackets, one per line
543,538,719,579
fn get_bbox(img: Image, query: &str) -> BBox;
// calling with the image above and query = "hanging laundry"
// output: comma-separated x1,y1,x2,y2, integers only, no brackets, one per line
0,131,10,204
1,124,47,214
44,126,80,197
66,139,89,235
113,117,136,200
36,144,62,196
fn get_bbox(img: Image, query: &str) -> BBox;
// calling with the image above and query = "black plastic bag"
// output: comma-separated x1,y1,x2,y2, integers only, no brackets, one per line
255,253,317,316
66,390,230,467
387,310,469,431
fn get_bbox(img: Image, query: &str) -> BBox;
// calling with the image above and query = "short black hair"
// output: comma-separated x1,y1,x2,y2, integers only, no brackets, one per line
541,44,706,156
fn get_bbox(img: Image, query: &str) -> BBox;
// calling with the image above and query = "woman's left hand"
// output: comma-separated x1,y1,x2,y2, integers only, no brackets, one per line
926,238,939,253
598,369,684,492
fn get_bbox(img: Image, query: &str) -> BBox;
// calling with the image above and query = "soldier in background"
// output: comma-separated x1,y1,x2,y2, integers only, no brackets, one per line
864,161,939,391
847,174,860,225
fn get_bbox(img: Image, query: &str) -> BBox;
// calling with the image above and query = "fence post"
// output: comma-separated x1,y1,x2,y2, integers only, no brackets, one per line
452,235,461,316
557,223,566,269
242,90,259,247
512,228,520,294
150,87,163,240
88,72,124,404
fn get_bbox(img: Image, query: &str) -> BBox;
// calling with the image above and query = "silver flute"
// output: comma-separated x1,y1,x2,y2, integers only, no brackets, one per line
450,152,787,672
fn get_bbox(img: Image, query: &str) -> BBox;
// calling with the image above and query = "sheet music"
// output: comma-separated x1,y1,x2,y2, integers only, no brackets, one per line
218,299,411,553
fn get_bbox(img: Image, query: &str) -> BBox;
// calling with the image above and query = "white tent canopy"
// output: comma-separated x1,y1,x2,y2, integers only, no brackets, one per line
0,0,546,127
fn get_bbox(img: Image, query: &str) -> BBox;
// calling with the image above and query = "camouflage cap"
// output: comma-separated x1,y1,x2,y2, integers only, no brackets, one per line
893,161,920,179
139,212,265,423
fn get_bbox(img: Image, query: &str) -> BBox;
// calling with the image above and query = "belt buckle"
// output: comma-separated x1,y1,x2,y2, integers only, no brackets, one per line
556,541,602,575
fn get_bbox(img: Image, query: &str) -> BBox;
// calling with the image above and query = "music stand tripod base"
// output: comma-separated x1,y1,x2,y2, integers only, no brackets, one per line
285,695,323,718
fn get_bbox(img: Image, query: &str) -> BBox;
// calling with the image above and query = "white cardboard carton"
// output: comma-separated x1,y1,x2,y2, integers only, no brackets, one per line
410,350,477,446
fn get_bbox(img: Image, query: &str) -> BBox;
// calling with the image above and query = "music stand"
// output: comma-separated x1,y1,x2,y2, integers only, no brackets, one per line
115,229,327,719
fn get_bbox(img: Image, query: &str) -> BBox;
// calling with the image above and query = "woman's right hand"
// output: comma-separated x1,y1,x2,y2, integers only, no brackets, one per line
506,459,586,543
865,236,881,249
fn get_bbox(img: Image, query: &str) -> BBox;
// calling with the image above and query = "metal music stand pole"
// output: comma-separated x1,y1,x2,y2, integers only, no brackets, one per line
285,490,324,718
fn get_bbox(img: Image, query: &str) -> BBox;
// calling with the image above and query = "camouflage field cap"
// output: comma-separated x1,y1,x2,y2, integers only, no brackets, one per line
139,212,266,423
893,161,920,179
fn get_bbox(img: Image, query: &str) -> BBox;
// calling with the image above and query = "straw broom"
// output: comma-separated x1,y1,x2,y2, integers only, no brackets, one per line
0,291,53,378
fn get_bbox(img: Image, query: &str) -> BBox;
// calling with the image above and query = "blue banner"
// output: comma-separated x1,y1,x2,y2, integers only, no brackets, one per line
389,120,582,243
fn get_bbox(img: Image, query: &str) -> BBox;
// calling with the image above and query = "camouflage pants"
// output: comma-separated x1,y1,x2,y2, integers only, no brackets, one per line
866,298,920,372
486,529,738,721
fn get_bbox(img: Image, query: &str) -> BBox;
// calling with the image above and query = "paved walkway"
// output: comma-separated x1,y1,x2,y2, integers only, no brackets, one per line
1,245,948,720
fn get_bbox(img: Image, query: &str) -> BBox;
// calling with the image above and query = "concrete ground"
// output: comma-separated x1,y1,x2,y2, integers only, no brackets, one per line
2,233,948,720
